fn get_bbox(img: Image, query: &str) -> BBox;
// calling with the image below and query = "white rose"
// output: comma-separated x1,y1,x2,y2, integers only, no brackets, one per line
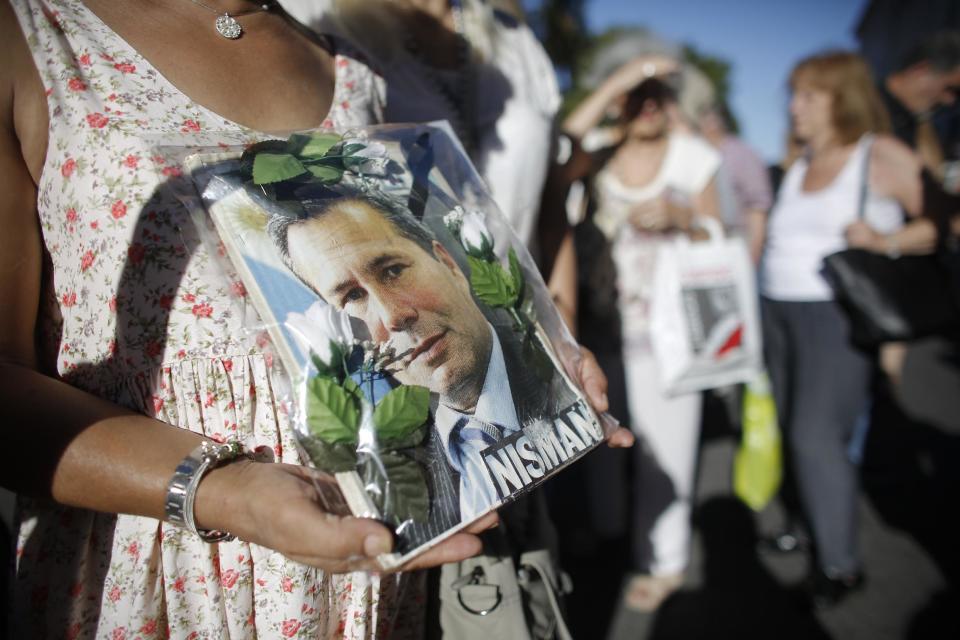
443,206,465,236
460,209,493,254
285,301,355,367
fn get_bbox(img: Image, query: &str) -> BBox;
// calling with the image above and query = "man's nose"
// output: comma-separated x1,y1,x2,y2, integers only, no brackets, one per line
370,294,418,342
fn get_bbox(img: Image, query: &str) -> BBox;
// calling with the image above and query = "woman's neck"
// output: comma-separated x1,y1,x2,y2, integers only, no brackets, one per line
805,129,844,157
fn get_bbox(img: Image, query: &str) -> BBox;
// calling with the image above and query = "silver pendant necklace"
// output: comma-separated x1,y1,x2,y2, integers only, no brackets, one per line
181,0,275,40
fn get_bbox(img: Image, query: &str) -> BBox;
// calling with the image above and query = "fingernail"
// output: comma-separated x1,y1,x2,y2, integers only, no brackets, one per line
364,534,392,557
600,392,608,408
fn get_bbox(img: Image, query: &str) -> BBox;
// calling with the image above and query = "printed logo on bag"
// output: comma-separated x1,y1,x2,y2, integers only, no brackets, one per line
681,284,744,361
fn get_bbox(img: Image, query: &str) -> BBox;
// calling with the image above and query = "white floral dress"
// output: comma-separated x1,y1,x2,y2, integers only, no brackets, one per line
9,1,424,638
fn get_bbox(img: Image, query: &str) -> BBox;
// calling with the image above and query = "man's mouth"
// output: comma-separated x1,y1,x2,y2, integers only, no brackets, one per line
407,330,449,366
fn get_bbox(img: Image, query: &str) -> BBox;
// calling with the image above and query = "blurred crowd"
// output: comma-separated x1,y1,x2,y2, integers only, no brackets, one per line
2,0,959,638
283,1,960,635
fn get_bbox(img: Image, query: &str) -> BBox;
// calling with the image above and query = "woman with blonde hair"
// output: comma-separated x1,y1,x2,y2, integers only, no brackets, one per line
759,50,923,607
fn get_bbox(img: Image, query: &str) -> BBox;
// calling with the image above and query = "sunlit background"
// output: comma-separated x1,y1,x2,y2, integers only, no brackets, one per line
521,0,959,163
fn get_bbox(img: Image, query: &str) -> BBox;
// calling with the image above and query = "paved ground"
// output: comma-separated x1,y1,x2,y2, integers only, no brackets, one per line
554,337,960,640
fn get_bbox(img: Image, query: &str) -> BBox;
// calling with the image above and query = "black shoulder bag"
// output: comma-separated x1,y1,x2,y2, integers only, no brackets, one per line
821,139,960,348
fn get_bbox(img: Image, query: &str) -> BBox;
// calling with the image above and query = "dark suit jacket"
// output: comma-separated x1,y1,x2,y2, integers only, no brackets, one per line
396,320,579,555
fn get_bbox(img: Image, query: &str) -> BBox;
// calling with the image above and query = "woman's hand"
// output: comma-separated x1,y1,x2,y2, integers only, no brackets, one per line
564,54,680,140
845,220,885,252
627,192,694,233
628,196,671,231
603,54,681,97
571,346,635,448
196,460,496,574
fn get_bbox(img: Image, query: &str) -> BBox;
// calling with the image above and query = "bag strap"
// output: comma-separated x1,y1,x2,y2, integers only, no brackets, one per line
517,551,574,640
856,135,874,221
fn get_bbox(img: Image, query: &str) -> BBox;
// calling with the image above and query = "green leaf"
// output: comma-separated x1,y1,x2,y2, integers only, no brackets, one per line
239,139,287,169
464,234,495,261
252,153,307,185
468,256,518,308
299,437,358,473
305,163,344,183
508,248,525,309
306,376,360,444
371,451,430,523
373,385,430,440
309,341,344,379
381,423,429,451
296,133,341,159
342,375,361,398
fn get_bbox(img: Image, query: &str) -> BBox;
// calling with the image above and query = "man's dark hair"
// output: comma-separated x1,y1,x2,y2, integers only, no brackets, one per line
266,189,437,290
898,30,960,73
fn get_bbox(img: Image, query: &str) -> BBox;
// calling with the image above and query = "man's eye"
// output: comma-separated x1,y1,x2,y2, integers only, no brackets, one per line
342,288,365,304
383,264,406,279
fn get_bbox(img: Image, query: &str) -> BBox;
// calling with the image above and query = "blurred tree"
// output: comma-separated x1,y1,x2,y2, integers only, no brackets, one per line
683,43,740,133
526,0,590,90
523,2,738,128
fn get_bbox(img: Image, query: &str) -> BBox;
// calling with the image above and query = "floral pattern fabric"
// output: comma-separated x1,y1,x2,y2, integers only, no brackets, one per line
9,1,423,638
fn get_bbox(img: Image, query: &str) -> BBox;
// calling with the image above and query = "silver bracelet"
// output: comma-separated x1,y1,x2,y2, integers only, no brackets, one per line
165,440,249,543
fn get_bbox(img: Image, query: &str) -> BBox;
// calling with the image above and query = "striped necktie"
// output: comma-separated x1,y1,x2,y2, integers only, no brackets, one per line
450,416,505,519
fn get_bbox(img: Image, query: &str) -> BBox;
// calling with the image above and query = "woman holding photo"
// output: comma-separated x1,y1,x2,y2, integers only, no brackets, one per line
0,1,502,637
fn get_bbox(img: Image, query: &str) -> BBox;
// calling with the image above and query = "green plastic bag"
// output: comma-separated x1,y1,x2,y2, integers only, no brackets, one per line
733,373,782,511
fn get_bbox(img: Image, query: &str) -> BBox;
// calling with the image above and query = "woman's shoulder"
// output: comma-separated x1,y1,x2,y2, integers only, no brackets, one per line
869,133,920,170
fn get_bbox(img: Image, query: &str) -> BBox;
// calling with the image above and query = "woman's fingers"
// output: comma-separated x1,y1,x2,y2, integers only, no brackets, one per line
401,533,484,572
576,346,609,413
606,426,635,448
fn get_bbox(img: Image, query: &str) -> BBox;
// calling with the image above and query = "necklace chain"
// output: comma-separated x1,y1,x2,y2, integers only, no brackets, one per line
179,0,275,39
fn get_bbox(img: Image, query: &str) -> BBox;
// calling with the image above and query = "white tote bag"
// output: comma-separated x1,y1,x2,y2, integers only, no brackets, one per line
648,217,762,396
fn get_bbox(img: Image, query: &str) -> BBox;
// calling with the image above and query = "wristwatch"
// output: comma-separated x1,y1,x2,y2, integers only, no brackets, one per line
165,440,249,543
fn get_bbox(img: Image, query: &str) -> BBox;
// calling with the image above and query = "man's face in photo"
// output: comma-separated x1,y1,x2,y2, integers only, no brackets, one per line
287,199,492,405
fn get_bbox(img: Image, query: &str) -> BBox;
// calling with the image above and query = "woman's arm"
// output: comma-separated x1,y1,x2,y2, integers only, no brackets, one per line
562,55,679,140
846,135,934,255
547,228,578,336
845,217,938,256
0,8,493,572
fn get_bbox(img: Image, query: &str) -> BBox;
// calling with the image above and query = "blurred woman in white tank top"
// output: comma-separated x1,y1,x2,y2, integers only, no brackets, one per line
758,51,923,607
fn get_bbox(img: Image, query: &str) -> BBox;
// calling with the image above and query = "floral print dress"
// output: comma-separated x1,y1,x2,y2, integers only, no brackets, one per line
9,1,424,638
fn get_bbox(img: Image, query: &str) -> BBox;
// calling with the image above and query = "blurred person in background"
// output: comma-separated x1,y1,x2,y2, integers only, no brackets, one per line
847,31,960,387
878,30,960,184
758,50,924,607
280,0,574,323
698,101,773,265
562,51,721,612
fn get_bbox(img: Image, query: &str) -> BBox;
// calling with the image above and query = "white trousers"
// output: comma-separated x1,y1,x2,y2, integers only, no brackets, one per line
623,350,702,576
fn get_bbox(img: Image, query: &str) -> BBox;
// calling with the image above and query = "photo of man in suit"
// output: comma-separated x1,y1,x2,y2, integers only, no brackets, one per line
267,190,578,529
